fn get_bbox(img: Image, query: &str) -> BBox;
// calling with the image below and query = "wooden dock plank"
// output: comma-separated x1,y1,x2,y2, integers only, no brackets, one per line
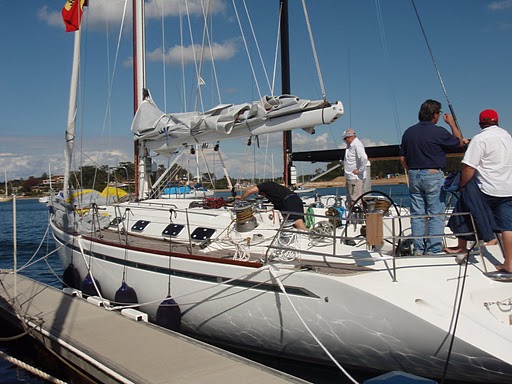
0,273,307,384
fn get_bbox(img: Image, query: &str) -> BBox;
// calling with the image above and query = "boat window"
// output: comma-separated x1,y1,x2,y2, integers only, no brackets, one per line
162,224,185,238
190,227,216,241
131,220,150,232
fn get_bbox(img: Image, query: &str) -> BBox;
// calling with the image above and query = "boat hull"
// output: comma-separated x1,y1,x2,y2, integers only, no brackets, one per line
51,221,512,383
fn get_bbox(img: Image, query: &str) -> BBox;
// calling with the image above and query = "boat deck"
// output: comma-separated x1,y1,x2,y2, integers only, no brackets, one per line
0,273,308,384
88,228,374,277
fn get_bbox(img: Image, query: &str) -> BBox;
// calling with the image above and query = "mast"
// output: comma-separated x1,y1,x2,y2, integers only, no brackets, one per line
280,0,292,187
63,30,81,202
133,0,148,200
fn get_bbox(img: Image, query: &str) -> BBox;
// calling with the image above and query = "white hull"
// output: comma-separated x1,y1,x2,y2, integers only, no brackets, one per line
161,189,214,199
293,187,316,194
39,196,50,204
50,195,512,382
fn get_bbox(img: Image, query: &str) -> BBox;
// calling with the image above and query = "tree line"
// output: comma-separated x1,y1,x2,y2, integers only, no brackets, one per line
9,155,465,195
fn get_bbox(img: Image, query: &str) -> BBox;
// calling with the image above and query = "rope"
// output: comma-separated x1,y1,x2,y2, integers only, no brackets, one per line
375,0,403,145
77,236,107,303
271,3,282,95
231,0,262,99
198,0,223,106
440,243,474,383
108,264,273,310
241,0,273,93
268,265,359,384
410,0,461,132
184,0,204,111
0,350,67,384
0,328,31,342
301,0,326,99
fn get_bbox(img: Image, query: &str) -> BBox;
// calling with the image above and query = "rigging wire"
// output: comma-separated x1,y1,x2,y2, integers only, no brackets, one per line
375,0,403,145
184,1,204,112
197,0,217,108
271,3,283,96
199,0,223,106
179,1,187,112
231,0,263,99
348,48,352,128
99,0,128,149
154,0,168,112
301,0,326,100
411,0,461,132
241,0,273,94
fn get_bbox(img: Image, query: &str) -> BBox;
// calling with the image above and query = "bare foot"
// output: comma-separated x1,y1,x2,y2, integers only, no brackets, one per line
485,238,498,246
494,264,512,273
442,247,467,254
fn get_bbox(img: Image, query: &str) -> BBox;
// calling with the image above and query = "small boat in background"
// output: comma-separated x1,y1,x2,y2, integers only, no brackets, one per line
0,171,13,203
293,185,316,195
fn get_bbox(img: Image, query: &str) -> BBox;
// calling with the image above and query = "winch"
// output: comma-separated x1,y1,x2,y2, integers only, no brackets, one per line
233,201,258,232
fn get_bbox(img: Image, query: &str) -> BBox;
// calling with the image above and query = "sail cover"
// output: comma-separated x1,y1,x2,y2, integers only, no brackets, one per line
131,95,343,155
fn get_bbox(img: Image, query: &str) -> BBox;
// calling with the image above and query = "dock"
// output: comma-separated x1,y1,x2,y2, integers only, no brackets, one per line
0,272,308,383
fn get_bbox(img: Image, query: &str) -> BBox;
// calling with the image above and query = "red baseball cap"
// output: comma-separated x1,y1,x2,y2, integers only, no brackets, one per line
479,109,498,124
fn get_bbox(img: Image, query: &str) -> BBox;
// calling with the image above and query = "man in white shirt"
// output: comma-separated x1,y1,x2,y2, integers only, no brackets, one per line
343,128,368,207
459,109,512,272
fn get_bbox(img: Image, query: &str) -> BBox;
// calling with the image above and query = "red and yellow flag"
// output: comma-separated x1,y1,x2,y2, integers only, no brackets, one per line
61,0,87,33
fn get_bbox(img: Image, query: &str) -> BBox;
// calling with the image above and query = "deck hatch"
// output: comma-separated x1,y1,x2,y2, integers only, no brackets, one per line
162,223,185,237
191,227,216,241
131,220,150,232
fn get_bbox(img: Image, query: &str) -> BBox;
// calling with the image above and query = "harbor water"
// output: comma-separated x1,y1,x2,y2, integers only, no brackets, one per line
0,185,411,383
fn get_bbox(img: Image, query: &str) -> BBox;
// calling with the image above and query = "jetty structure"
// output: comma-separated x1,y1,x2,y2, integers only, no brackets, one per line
0,272,308,384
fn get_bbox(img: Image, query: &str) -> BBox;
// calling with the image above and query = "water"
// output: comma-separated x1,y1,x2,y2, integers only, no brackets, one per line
0,199,63,383
0,187,411,383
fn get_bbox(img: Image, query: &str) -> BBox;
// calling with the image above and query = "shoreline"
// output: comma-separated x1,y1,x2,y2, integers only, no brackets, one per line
300,175,408,189
14,176,409,199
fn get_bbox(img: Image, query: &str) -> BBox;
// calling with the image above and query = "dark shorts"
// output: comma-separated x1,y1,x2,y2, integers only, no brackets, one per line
282,194,305,222
484,194,512,232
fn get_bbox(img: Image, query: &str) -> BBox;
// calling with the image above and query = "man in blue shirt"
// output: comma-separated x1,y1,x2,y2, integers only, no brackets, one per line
400,99,464,255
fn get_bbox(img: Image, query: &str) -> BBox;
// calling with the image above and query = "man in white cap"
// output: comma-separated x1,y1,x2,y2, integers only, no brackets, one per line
343,128,368,207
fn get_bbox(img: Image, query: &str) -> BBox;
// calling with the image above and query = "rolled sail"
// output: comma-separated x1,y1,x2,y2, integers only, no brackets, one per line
131,95,344,155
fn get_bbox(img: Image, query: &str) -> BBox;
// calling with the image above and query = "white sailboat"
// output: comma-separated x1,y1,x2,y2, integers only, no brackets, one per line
49,1,512,383
39,165,54,204
0,171,13,203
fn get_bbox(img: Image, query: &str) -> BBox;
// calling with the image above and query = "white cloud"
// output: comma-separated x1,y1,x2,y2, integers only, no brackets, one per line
292,132,333,149
0,136,133,181
488,1,512,11
39,0,227,31
148,40,237,65
145,0,226,19
38,6,64,29
360,138,390,147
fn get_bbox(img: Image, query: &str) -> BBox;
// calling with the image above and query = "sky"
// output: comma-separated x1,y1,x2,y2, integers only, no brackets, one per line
1,0,511,183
